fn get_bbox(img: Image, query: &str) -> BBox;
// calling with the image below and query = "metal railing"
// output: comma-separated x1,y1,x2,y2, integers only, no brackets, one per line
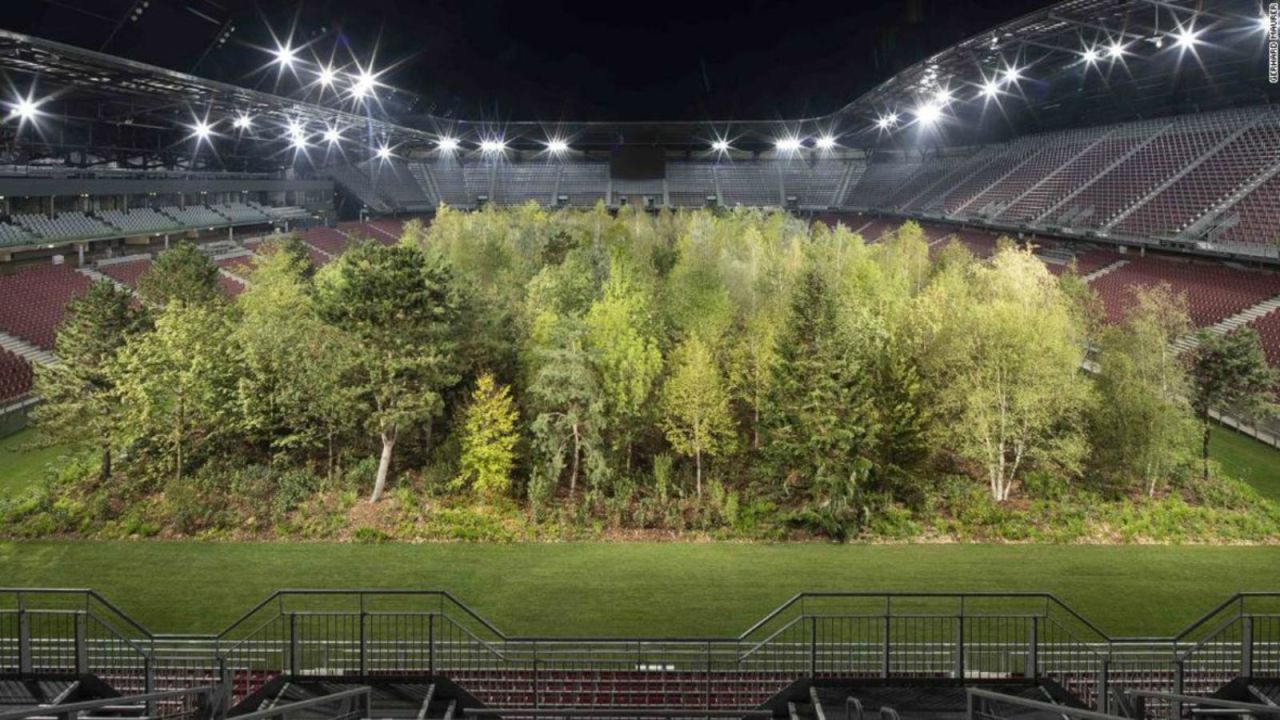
966,687,1126,720
1120,690,1280,720
0,685,217,720
229,686,371,720
1,590,1277,720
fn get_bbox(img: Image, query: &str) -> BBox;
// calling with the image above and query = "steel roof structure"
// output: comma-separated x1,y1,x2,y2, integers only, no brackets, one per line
0,0,1272,170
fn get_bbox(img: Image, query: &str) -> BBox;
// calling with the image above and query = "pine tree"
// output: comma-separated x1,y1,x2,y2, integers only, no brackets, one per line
136,241,221,306
33,279,148,481
456,373,520,498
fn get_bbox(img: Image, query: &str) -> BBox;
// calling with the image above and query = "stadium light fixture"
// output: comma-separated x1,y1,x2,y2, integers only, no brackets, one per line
324,127,342,145
980,79,1001,98
711,138,731,153
915,102,942,126
1173,26,1199,50
546,138,570,155
876,113,899,130
274,43,296,68
1106,41,1127,59
480,138,506,154
351,70,377,99
317,65,336,87
376,145,393,160
1081,47,1100,64
437,136,460,152
774,136,803,153
1002,66,1022,84
932,88,952,105
11,96,40,122
1260,15,1274,33
233,114,253,130
815,135,837,150
192,120,213,139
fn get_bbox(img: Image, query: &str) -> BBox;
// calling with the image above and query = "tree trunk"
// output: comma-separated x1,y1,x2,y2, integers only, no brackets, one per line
373,426,396,502
1202,417,1212,483
695,448,702,497
99,445,111,483
570,422,581,495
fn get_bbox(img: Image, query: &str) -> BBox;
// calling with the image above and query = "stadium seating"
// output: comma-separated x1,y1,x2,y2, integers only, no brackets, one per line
0,221,39,247
1089,256,1280,326
0,264,92,350
98,208,182,235
1212,173,1280,252
360,160,434,211
301,226,352,256
12,212,115,241
215,203,272,224
98,257,153,287
667,162,720,207
0,348,34,404
165,205,229,228
1249,308,1280,367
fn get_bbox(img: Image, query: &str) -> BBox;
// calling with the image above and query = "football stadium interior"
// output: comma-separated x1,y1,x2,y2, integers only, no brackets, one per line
1,0,1280,720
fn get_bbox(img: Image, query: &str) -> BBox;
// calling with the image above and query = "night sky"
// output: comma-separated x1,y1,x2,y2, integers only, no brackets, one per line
8,0,1052,121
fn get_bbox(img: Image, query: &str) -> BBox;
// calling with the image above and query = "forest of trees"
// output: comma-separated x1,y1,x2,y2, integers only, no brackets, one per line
8,206,1278,542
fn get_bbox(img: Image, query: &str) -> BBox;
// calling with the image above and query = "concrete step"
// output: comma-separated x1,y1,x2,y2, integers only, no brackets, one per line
0,330,57,365
1172,293,1280,354
1083,258,1128,283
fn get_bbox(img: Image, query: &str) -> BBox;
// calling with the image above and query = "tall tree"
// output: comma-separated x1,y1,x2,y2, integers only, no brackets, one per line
113,302,239,483
585,257,663,470
314,241,461,502
662,335,736,496
1092,285,1196,494
456,373,520,499
136,242,221,306
526,312,607,498
1190,328,1277,482
764,265,877,532
929,248,1091,501
33,279,148,481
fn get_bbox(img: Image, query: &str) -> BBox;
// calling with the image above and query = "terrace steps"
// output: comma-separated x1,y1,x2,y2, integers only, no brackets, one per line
0,329,56,365
1082,259,1128,283
1172,293,1280,354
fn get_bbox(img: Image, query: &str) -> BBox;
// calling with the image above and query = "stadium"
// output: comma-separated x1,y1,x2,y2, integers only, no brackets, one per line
1,2,1280,720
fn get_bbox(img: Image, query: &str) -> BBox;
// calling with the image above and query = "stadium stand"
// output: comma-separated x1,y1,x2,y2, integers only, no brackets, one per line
97,257,153,288
1250,308,1280,367
166,205,230,228
98,208,183,235
0,264,92,350
0,348,34,404
301,226,354,256
12,212,115,241
214,203,272,224
1089,256,1280,326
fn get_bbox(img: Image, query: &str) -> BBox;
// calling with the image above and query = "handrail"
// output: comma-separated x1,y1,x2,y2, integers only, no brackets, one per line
0,686,217,720
736,615,805,662
463,711,773,718
1174,594,1246,644
1121,691,1280,716
966,688,1125,720
0,588,155,643
230,686,371,720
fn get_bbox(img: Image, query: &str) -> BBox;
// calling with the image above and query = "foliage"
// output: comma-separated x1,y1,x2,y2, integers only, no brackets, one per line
1190,328,1278,482
456,374,520,498
16,208,1277,543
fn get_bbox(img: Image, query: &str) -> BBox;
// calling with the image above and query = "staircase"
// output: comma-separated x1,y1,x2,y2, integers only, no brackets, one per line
1172,293,1280,354
1082,259,1128,283
0,330,56,365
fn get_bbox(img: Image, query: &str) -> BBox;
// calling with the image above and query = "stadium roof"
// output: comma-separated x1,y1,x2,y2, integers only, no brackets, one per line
0,0,1272,168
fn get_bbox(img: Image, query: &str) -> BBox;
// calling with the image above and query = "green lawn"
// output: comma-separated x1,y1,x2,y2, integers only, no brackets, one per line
0,541,1277,638
1210,426,1280,502
0,428,66,498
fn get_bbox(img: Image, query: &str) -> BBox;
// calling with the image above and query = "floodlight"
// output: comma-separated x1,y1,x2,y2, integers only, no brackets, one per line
193,120,212,139
291,135,308,150
1107,41,1126,59
546,138,570,154
711,138,731,152
376,145,393,160
437,136,460,152
351,70,377,99
876,116,893,130
233,114,253,130
932,88,952,105
324,127,342,144
317,66,336,87
981,79,1001,98
479,138,506,154
13,97,39,121
1173,27,1199,49
1082,47,1100,64
915,102,942,126
274,43,296,67
775,136,803,153
1260,15,1274,33
1003,66,1021,84
815,135,837,150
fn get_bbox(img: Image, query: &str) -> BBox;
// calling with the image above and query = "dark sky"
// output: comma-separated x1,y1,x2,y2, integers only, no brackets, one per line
8,0,1052,121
